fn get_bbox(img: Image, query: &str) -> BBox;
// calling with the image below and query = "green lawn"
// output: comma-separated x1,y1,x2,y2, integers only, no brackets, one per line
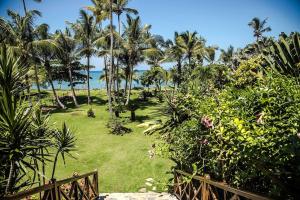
40,89,173,192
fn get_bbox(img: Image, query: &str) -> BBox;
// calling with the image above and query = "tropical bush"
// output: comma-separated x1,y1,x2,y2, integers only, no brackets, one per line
87,107,96,118
0,45,76,195
162,73,300,198
106,119,132,135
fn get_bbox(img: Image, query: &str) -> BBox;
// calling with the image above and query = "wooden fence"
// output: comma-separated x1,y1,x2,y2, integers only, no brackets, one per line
174,170,271,200
3,170,99,200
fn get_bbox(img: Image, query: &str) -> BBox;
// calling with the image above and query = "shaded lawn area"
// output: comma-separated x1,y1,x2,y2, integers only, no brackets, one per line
40,89,173,192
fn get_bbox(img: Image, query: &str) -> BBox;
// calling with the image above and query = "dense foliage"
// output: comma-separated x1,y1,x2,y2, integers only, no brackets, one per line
0,45,76,195
155,32,300,199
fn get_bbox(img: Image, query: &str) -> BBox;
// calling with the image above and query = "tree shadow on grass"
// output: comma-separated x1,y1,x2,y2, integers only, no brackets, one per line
43,95,107,114
130,98,159,111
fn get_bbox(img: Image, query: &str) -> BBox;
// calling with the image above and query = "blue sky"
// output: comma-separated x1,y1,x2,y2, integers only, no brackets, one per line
1,0,300,70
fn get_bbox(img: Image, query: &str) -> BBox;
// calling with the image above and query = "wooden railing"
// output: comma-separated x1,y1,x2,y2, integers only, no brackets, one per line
174,170,271,200
3,170,99,200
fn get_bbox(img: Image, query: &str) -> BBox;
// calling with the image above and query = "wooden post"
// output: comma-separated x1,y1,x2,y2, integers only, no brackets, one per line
202,180,208,200
51,179,59,200
93,170,99,196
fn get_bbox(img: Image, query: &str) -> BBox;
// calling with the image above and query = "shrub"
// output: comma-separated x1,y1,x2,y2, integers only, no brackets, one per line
87,108,95,118
161,74,300,198
106,119,132,135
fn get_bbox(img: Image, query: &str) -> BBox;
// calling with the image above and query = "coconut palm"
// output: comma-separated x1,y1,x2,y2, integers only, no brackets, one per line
0,10,43,101
21,0,42,14
35,24,66,109
165,32,185,86
87,0,115,115
119,14,151,105
87,0,110,24
176,31,205,69
205,46,218,64
54,29,80,107
248,17,271,42
113,0,138,93
71,10,97,105
220,45,234,67
95,26,120,94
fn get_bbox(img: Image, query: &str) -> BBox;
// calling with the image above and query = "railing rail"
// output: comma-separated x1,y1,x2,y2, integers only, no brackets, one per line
174,170,271,200
3,170,99,200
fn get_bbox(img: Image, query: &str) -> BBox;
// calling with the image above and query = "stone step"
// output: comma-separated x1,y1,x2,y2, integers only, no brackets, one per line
99,192,177,200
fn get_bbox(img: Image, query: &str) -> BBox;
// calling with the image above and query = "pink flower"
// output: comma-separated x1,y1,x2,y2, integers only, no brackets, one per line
201,116,214,129
256,112,264,124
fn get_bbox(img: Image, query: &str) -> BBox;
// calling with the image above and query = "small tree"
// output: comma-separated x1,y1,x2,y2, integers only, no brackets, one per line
51,122,76,180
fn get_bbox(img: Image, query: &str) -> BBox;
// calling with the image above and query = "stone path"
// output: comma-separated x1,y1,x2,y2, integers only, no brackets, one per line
99,193,177,200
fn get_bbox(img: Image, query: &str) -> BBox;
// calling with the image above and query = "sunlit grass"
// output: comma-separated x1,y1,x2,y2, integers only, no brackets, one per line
39,89,173,192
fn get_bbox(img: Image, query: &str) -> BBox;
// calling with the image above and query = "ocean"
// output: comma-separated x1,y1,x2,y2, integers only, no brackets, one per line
39,70,146,90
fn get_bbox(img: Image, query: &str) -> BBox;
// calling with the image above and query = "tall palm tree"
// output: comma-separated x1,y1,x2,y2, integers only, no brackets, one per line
35,23,66,109
20,0,44,99
113,0,138,93
220,45,234,67
96,28,121,94
205,46,218,64
120,14,151,105
21,0,42,14
0,10,43,101
108,0,115,116
176,31,205,69
71,10,97,105
87,0,114,116
248,17,271,42
54,29,80,107
165,32,185,86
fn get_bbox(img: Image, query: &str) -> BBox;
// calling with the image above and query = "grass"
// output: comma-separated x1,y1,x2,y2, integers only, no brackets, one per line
39,89,173,193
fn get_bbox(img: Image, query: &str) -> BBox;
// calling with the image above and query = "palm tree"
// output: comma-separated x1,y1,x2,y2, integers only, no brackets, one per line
71,10,97,105
108,0,115,116
19,0,44,98
54,29,80,107
205,46,218,64
113,0,138,93
34,23,66,109
21,0,42,14
248,17,271,42
119,14,151,105
176,31,205,69
0,10,43,102
220,45,234,67
165,32,184,86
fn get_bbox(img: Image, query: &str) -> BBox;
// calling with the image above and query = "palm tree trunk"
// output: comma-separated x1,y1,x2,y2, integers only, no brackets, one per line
5,160,15,194
177,60,181,86
87,56,91,105
49,77,66,109
124,73,128,96
68,67,78,107
108,0,114,116
104,56,109,93
22,0,27,14
34,63,41,99
188,56,192,69
125,65,133,105
116,14,121,95
42,61,66,109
